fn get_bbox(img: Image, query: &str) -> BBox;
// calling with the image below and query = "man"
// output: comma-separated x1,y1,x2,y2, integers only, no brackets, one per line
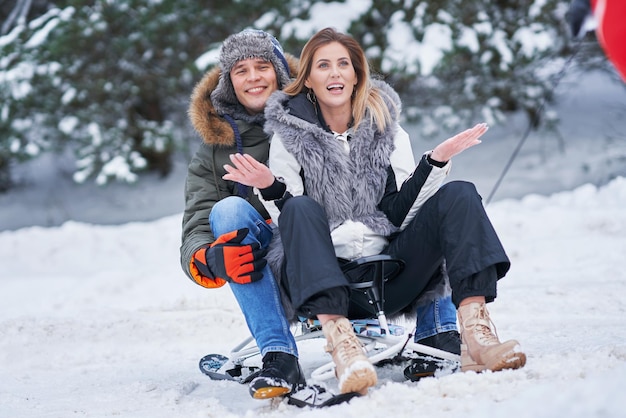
180,29,303,400
180,29,461,400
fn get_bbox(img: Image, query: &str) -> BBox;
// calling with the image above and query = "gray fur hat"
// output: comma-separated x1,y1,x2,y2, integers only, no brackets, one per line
211,29,291,117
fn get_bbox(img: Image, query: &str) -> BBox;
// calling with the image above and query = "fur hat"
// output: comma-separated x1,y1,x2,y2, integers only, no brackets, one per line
211,29,291,117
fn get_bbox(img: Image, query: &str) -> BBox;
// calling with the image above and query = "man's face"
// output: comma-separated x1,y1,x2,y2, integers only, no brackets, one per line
230,58,279,114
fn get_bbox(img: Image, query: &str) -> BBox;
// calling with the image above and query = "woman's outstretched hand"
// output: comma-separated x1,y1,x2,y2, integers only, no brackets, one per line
430,123,488,163
223,153,275,189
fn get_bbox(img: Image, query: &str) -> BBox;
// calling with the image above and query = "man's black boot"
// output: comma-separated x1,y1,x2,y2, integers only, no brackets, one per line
248,352,306,399
403,330,461,382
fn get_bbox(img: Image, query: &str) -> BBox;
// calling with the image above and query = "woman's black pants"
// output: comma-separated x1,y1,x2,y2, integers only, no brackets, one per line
278,181,510,319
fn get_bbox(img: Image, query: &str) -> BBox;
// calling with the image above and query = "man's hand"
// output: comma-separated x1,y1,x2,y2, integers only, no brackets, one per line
192,228,267,286
430,123,488,163
223,153,275,189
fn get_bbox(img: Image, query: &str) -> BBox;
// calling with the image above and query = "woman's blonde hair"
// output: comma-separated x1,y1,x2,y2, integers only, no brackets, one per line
284,27,395,132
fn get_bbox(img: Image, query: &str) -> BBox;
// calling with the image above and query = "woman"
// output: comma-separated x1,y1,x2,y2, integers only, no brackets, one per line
224,27,526,396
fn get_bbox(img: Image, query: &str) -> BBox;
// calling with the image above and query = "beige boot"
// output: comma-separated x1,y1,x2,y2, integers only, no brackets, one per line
323,317,377,395
457,302,526,372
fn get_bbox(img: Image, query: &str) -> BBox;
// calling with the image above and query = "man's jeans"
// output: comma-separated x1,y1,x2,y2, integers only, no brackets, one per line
413,295,457,342
210,196,298,357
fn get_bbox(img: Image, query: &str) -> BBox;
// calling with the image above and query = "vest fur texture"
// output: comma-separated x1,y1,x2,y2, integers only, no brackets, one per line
264,80,401,236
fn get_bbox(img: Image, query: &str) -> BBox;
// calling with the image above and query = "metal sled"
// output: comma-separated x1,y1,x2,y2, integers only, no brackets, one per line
200,255,460,383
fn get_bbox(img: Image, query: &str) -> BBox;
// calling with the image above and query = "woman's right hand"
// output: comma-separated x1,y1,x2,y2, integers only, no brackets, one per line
429,123,488,164
223,153,275,189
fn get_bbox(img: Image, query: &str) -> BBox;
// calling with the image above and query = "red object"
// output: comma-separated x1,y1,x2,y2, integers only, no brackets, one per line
592,0,626,81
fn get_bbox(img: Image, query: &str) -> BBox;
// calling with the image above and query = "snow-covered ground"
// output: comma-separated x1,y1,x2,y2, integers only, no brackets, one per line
2,175,626,418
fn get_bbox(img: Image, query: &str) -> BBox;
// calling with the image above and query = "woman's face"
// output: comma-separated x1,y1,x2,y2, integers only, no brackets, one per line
305,42,357,114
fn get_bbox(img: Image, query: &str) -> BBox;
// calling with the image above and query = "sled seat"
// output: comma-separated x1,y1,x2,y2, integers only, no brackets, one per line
341,254,405,336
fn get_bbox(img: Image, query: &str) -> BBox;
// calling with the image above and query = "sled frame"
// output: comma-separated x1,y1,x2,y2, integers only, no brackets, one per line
211,255,460,382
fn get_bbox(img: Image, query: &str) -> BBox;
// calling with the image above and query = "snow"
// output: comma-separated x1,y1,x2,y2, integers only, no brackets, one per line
514,25,555,57
281,0,372,39
2,173,626,417
24,7,75,49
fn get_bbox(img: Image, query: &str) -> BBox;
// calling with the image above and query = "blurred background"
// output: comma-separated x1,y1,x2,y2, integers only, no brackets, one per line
1,0,624,231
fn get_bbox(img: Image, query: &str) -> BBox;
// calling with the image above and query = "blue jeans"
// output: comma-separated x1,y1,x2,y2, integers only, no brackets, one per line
413,295,458,342
209,196,298,357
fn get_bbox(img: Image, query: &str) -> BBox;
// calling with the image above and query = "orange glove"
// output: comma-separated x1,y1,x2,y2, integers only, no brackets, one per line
190,228,267,288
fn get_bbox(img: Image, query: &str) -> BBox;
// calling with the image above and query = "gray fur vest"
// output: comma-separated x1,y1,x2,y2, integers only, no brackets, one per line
265,80,402,235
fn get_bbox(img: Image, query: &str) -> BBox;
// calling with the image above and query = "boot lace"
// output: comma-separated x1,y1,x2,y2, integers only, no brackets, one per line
469,304,500,346
327,320,365,364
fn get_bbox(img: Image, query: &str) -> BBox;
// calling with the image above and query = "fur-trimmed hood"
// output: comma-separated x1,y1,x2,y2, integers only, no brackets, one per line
187,54,299,147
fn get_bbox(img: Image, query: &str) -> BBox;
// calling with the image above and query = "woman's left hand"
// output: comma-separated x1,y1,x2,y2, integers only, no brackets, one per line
430,123,488,163
222,153,275,189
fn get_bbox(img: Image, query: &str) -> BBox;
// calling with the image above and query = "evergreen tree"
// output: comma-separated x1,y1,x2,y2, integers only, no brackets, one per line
0,0,290,189
0,0,608,191
349,0,606,137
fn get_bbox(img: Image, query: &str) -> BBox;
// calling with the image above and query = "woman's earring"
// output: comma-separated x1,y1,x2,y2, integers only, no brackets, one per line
307,90,317,104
